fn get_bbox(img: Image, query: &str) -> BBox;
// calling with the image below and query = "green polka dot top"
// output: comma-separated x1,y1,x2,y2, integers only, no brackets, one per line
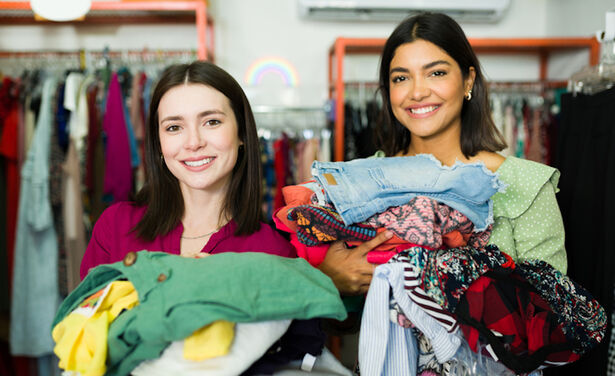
489,156,567,273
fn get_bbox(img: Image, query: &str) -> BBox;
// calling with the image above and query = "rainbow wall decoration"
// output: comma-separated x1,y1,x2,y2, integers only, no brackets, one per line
245,57,300,87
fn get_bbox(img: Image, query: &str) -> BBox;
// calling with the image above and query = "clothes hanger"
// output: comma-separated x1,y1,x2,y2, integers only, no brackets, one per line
569,10,615,95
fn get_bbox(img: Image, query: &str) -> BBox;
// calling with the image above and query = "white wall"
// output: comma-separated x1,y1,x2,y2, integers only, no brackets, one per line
0,0,613,106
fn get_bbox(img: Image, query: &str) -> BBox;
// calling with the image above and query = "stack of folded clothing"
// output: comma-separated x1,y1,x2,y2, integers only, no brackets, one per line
51,251,352,376
274,155,607,375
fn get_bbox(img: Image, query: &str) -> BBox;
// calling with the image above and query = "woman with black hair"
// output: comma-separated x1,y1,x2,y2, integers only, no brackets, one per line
320,12,567,293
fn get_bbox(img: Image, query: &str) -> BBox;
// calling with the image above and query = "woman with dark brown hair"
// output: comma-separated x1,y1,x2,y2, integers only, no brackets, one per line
81,61,295,277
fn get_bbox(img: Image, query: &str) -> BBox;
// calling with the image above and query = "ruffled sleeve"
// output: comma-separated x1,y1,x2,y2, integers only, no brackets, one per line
492,157,560,218
489,157,567,273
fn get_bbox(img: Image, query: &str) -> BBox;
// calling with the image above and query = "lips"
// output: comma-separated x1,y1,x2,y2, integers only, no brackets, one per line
409,105,439,114
405,104,441,119
183,157,214,167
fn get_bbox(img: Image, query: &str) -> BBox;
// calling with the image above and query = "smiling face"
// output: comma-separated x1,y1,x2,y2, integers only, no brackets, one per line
389,39,475,146
158,83,242,197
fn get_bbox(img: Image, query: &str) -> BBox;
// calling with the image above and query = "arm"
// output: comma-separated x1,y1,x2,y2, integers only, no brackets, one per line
317,231,393,295
512,181,567,273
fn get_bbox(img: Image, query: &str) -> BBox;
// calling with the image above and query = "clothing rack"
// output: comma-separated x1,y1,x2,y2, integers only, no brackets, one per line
489,80,568,92
0,49,198,76
0,51,201,375
0,1,214,61
328,37,600,161
254,105,331,139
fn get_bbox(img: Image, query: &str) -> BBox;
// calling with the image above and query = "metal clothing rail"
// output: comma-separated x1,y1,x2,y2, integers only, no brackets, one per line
328,37,600,161
252,105,329,114
0,49,197,74
0,49,196,58
0,1,213,61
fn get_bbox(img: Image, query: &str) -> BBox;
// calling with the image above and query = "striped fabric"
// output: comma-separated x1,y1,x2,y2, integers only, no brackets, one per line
389,253,459,333
359,263,461,376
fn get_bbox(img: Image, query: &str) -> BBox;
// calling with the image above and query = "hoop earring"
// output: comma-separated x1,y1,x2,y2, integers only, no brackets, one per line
465,89,473,101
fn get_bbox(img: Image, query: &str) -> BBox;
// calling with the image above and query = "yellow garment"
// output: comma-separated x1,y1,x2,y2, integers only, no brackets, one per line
53,280,234,374
52,281,139,376
184,320,235,361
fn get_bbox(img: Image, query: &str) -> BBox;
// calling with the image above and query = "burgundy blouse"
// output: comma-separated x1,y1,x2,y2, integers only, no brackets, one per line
80,201,296,279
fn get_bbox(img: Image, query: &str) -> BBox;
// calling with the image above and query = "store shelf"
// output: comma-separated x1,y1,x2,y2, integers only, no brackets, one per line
0,1,213,60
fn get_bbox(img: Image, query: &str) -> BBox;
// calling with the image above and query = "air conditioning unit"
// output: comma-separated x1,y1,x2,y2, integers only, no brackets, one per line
298,0,511,23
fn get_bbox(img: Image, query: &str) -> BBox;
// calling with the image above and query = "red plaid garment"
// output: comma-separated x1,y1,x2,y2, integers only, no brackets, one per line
455,268,581,374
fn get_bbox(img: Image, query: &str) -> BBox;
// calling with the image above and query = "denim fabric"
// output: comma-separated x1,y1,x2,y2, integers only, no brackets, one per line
311,154,507,231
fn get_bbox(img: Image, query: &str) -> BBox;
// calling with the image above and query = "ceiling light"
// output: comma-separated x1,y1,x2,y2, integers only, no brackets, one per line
30,0,92,22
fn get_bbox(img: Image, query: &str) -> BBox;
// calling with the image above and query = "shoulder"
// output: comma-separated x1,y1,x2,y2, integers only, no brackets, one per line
492,157,560,218
472,151,505,173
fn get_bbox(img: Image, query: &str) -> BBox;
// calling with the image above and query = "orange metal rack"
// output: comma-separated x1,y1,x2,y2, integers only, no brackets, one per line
0,1,213,60
328,36,600,161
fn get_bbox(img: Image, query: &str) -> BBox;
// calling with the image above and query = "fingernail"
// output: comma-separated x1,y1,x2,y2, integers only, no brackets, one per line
384,231,393,239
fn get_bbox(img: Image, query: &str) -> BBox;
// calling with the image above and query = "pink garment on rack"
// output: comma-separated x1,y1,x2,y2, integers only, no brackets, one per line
503,105,515,157
295,139,319,183
526,108,544,163
103,73,133,203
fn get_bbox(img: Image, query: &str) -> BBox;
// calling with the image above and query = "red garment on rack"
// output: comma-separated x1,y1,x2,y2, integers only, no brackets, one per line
273,134,291,211
0,77,20,285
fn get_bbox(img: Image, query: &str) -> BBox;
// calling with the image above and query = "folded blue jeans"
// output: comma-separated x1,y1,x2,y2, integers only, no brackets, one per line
311,154,507,231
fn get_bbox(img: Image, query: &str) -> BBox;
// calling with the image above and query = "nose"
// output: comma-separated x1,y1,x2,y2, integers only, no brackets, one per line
410,77,430,101
184,126,206,150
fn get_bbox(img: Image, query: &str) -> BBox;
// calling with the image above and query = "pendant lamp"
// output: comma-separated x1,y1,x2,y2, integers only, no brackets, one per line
30,0,92,21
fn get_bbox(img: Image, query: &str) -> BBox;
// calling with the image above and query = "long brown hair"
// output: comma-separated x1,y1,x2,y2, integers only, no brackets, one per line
376,12,506,157
133,61,263,240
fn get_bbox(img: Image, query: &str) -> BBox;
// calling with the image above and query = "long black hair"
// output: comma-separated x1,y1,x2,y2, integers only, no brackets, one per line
376,12,506,157
133,61,263,240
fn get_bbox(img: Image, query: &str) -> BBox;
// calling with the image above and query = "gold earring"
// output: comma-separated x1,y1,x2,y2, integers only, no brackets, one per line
465,89,473,101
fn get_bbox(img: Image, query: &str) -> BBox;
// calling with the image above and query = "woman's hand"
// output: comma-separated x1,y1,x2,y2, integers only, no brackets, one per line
317,231,392,295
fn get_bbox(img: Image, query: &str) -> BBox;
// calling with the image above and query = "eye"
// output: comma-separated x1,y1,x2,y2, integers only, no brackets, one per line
204,119,221,127
165,124,181,132
391,75,407,83
430,70,447,77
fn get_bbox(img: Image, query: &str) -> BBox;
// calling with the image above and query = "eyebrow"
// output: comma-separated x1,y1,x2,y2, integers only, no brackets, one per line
389,60,452,75
160,110,225,124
